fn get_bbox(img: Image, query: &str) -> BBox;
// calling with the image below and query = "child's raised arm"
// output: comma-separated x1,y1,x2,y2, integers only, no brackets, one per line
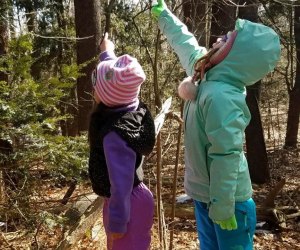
151,0,207,76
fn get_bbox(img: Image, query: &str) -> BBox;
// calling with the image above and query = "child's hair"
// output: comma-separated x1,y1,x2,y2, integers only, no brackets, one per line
92,54,146,107
193,30,238,81
193,47,219,81
178,31,238,101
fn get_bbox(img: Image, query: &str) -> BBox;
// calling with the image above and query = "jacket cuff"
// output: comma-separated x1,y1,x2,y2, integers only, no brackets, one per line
208,199,235,221
99,50,117,61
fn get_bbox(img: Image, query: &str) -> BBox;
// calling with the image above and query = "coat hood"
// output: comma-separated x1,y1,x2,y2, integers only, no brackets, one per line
206,19,281,87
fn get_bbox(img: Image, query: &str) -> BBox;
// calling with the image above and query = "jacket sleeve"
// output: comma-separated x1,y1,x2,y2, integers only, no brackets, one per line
99,50,117,61
103,131,136,233
202,88,249,221
158,8,207,76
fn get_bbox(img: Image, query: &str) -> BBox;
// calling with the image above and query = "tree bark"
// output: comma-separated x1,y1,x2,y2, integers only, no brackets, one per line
209,1,236,47
52,0,78,136
245,85,270,183
56,194,103,250
20,0,41,79
0,0,10,203
238,0,270,183
285,5,300,148
74,0,102,133
0,0,9,83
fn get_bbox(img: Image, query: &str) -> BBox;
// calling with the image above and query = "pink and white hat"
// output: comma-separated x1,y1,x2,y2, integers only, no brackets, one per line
92,54,146,107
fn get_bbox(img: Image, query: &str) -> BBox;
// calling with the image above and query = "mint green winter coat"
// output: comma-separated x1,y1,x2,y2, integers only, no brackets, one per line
158,9,280,221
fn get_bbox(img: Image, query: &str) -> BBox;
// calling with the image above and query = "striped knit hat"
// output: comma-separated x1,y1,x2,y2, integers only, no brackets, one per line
92,54,146,107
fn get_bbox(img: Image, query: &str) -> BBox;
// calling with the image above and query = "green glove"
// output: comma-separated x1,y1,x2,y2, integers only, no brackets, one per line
151,0,166,19
215,215,238,230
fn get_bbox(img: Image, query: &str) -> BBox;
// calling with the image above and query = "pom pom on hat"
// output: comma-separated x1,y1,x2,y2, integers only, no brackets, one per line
93,54,146,107
178,76,198,101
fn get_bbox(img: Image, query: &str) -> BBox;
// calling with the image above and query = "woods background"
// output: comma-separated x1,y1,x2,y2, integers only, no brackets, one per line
0,0,299,249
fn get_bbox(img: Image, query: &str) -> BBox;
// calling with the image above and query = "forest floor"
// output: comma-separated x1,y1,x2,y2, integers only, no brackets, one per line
75,147,300,250
1,141,299,249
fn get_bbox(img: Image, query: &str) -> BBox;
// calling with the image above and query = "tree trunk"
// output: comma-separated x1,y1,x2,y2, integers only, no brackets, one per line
0,0,9,83
0,140,12,204
238,0,270,184
245,84,270,183
0,0,10,203
53,0,78,136
237,0,259,22
285,5,300,148
21,0,41,79
74,0,102,133
209,1,236,47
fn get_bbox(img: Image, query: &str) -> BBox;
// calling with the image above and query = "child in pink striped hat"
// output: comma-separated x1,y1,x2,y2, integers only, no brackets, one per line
88,33,156,250
91,33,146,107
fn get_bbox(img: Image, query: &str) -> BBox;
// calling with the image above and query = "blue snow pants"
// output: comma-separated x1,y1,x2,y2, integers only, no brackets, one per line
194,198,256,250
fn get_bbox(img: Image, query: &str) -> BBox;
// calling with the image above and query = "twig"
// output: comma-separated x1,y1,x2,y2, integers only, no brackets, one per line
277,205,299,210
33,221,43,250
291,185,300,208
31,33,94,41
13,204,28,221
161,134,174,158
0,231,15,249
154,99,173,250
286,211,300,219
273,0,300,6
166,111,184,124
169,101,183,250
263,179,286,207
284,192,299,210
61,181,77,205
132,16,155,69
103,0,117,33
223,0,247,7
156,133,163,247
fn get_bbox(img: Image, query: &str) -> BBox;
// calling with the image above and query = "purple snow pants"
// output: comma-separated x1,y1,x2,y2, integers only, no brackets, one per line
103,182,154,250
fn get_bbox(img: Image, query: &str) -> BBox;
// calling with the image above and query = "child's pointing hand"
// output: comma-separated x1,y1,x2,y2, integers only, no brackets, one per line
151,0,166,19
100,32,115,52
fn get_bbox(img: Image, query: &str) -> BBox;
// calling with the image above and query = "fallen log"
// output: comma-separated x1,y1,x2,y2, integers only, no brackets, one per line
162,203,195,220
56,194,103,250
162,178,300,230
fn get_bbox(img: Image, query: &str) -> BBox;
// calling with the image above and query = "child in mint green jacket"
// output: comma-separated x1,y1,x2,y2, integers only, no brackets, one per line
152,1,280,250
